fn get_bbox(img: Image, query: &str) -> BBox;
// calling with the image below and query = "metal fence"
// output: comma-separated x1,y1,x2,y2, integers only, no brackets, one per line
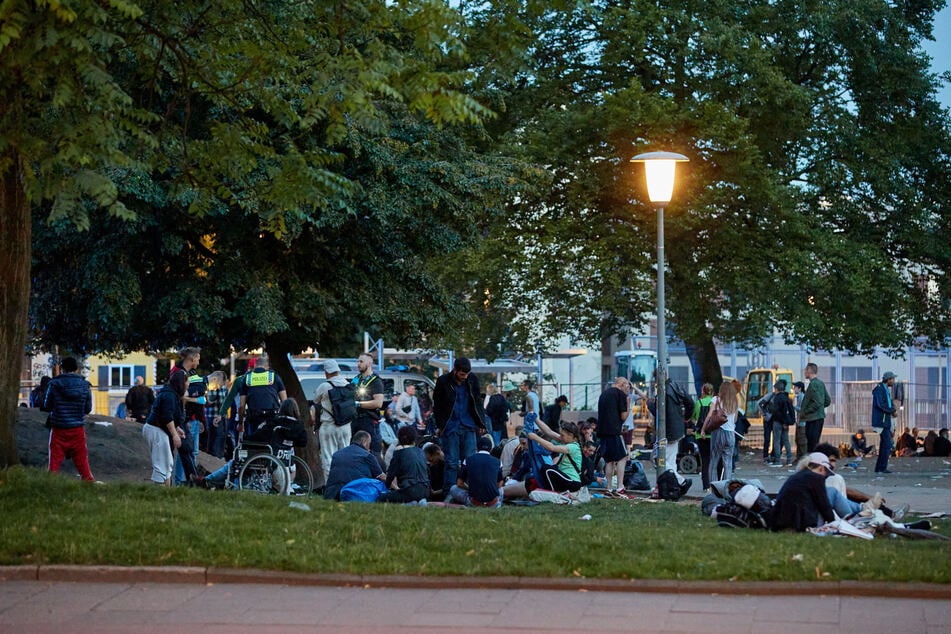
548,380,950,432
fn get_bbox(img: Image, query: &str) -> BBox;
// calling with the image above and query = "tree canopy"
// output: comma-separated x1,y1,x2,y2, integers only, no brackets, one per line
455,0,951,387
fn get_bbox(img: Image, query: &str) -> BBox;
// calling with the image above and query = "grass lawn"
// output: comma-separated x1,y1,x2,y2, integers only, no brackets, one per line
2,467,949,584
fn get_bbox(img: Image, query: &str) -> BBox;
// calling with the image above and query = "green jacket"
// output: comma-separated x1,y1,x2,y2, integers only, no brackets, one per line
800,377,831,422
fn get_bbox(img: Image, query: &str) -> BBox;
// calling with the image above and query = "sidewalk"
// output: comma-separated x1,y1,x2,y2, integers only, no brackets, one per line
1,578,949,633
676,453,951,514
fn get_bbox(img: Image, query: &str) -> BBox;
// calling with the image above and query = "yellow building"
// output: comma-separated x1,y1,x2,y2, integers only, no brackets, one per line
85,352,158,416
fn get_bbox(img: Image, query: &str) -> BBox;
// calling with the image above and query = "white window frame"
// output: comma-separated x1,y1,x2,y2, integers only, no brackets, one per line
109,365,134,388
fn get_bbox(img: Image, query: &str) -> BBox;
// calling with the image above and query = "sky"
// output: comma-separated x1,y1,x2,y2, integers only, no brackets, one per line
923,7,951,109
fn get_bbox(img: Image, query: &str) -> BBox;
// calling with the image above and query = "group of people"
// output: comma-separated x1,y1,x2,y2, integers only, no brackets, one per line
34,347,948,536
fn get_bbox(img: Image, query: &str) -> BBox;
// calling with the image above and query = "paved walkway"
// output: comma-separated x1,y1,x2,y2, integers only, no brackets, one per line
1,580,950,633
679,453,951,514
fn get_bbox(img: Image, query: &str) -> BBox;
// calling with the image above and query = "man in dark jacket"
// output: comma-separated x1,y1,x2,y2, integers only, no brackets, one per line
542,395,568,433
323,431,385,501
43,357,95,481
432,357,488,493
124,376,154,423
800,363,831,452
872,371,898,473
768,452,837,532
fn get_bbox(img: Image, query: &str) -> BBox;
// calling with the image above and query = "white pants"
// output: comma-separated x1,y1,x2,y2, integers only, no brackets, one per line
319,422,351,481
666,437,685,484
143,424,174,484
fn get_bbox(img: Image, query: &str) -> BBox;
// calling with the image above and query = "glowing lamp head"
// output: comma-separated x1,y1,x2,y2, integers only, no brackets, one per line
631,151,689,205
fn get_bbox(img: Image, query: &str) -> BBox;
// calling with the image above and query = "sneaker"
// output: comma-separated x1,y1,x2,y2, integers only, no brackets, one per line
875,469,893,474
679,479,692,497
892,503,910,522
768,462,783,468
906,520,932,531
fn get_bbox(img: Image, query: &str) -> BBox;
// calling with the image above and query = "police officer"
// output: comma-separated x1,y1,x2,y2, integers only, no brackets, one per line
352,352,385,464
238,355,287,435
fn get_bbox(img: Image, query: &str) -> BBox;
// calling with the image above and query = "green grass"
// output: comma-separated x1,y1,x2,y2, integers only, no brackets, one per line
2,467,949,583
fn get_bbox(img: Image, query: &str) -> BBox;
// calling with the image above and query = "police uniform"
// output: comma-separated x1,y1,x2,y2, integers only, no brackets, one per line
352,372,384,456
240,368,285,433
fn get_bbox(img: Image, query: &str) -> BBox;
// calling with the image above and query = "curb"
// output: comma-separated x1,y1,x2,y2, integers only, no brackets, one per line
1,565,950,599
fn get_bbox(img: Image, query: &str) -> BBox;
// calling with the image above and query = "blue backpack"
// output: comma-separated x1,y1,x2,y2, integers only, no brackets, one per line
339,478,387,502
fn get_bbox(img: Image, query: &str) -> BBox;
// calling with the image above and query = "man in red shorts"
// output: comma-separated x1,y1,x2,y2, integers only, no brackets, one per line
44,357,95,481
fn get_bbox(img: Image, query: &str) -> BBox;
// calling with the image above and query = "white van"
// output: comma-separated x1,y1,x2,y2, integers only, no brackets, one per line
297,370,434,406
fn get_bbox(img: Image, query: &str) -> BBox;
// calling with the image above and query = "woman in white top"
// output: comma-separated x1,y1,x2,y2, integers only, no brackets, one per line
702,381,739,486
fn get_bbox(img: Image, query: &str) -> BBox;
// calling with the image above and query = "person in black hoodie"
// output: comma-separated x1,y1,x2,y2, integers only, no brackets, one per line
143,371,186,485
768,452,836,532
44,357,94,481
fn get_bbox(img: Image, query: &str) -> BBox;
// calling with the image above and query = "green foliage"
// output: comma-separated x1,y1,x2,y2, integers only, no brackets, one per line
460,0,951,360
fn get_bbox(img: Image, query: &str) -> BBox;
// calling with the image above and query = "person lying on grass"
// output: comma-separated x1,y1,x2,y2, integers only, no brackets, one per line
527,421,583,493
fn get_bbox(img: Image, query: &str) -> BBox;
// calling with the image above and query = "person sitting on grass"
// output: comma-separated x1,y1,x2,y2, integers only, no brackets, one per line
448,435,503,508
379,426,430,504
768,453,837,532
323,431,385,501
810,443,906,520
527,421,583,493
581,440,605,488
422,443,446,501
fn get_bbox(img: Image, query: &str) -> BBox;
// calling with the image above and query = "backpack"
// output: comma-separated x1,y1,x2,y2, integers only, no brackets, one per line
759,394,774,423
624,460,651,491
771,395,794,426
714,502,768,529
656,469,682,500
696,399,711,431
326,383,357,427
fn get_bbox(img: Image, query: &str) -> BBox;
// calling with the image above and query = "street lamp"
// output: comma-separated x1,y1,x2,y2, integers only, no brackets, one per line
631,151,688,470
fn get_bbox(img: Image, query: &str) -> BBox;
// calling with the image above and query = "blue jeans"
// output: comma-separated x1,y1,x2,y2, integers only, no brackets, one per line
709,428,736,485
762,420,772,460
827,487,861,518
174,419,201,485
771,422,792,463
441,428,477,492
875,424,893,472
206,461,233,487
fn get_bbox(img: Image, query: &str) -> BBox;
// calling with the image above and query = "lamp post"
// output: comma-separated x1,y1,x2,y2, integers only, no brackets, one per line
631,151,688,470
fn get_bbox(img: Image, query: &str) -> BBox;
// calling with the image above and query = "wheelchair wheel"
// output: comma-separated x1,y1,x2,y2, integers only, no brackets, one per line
237,453,286,494
678,453,700,475
289,456,314,496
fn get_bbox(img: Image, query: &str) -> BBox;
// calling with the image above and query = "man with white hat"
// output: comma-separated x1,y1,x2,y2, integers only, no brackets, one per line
872,371,898,474
315,359,355,483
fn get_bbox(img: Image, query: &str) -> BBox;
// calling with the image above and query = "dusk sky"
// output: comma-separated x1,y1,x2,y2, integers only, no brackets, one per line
923,7,951,108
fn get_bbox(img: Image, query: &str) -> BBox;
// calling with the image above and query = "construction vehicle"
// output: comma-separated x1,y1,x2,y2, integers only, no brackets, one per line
724,366,796,423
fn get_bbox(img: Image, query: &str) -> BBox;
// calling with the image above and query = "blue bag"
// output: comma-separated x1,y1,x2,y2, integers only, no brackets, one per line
339,478,387,502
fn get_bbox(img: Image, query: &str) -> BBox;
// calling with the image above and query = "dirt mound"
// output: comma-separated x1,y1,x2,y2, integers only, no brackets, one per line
17,407,154,482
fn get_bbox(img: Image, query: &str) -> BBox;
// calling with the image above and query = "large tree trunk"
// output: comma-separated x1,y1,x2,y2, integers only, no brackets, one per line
684,334,723,395
0,155,30,468
266,338,323,487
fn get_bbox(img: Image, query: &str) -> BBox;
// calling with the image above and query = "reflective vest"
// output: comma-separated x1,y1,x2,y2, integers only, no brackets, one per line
246,370,275,387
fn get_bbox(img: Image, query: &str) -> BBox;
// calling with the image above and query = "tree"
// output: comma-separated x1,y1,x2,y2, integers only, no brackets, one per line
11,0,517,466
1,0,152,467
458,0,951,387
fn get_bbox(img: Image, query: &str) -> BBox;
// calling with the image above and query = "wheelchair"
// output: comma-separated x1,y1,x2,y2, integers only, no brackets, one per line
227,426,314,495
676,431,702,475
